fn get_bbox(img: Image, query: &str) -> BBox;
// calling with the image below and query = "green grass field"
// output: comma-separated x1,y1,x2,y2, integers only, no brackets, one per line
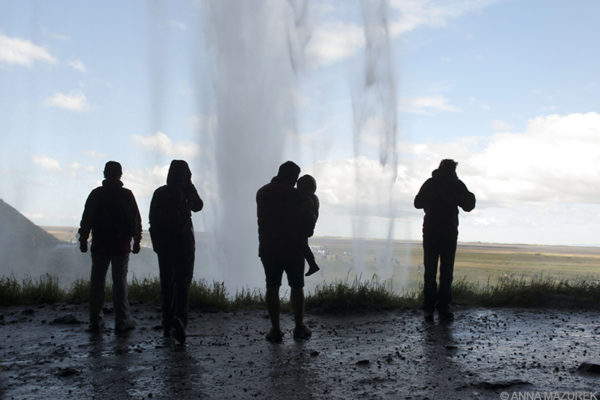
309,238,600,292
20,229,599,310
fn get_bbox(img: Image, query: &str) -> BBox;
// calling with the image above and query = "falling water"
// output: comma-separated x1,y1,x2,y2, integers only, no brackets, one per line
198,0,311,291
351,0,399,284
196,0,400,291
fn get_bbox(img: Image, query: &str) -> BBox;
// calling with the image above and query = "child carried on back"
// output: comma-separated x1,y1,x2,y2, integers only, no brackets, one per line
297,174,320,276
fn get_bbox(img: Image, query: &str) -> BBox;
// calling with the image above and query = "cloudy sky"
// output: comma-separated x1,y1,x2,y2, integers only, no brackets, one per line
2,0,600,247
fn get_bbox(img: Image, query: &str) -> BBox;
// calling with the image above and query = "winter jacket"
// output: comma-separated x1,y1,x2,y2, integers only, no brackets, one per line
149,183,203,253
257,177,315,259
414,169,475,233
78,179,142,255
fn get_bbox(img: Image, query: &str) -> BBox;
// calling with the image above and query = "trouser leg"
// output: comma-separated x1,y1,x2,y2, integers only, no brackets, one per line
173,249,194,327
290,287,305,328
90,253,110,326
422,235,439,313
111,253,132,329
265,286,281,332
438,233,457,312
158,253,175,331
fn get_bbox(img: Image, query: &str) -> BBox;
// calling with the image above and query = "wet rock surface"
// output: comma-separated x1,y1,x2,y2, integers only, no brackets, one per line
1,304,600,399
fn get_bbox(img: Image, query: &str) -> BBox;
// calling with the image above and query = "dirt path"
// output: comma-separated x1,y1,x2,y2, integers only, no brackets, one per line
1,303,600,399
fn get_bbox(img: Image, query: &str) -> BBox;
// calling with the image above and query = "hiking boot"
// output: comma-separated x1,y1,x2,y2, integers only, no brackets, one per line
293,325,312,340
86,321,105,333
305,262,320,277
173,317,186,344
115,319,136,334
266,328,284,343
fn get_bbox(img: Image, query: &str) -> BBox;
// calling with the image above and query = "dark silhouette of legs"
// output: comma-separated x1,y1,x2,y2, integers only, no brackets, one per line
438,235,457,317
423,230,458,321
111,254,134,332
291,287,311,339
89,253,134,332
158,253,175,336
265,286,282,342
262,257,309,341
422,237,439,318
158,248,194,342
89,253,110,330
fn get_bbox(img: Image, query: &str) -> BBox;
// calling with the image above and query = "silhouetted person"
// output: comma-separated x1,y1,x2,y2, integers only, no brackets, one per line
414,159,475,322
297,174,320,276
257,161,314,342
149,160,203,344
78,161,142,333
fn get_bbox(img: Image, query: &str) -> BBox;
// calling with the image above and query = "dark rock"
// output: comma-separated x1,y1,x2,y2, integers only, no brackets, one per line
577,362,600,374
474,379,530,390
21,309,35,315
50,314,82,325
58,367,80,377
310,351,320,357
356,359,370,366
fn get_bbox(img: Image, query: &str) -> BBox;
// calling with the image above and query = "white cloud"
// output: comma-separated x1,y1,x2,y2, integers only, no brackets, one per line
67,162,96,176
0,34,58,66
308,156,418,219
388,0,501,34
469,96,490,111
132,131,199,159
307,0,500,66
43,91,89,111
32,156,62,171
83,150,106,159
168,20,188,31
466,112,600,206
68,59,86,72
306,112,600,225
123,165,170,197
42,27,72,42
32,156,97,178
490,120,511,132
306,22,365,66
399,95,461,114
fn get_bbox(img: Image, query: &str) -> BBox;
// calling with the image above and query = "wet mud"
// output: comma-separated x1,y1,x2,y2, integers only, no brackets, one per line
1,304,600,399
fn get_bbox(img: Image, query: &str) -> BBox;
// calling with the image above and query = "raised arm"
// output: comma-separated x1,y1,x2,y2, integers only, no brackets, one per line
456,180,476,212
185,184,203,212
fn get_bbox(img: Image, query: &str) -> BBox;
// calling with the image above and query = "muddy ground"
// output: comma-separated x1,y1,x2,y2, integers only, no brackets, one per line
1,303,600,399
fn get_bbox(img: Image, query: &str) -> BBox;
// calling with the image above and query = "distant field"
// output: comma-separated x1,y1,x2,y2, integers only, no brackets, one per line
43,227,600,291
308,238,600,291
43,226,154,248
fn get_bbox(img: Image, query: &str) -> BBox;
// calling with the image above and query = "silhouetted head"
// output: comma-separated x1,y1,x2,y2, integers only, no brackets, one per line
167,160,192,185
435,159,458,180
276,161,300,186
103,161,122,179
297,174,316,195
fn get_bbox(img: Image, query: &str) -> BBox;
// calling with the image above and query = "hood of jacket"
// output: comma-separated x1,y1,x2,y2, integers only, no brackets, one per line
167,160,192,185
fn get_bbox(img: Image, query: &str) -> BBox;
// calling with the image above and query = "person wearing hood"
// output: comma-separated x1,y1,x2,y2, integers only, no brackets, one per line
149,160,203,344
256,161,314,342
414,159,475,322
78,161,142,333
